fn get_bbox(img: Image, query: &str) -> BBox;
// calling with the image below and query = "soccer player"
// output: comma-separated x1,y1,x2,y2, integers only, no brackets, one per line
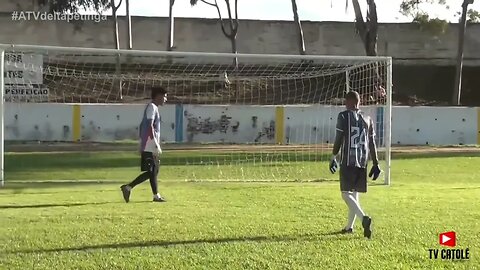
329,90,381,239
120,87,168,203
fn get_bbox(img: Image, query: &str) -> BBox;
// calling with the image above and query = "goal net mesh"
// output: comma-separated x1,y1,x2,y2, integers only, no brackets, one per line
3,46,391,182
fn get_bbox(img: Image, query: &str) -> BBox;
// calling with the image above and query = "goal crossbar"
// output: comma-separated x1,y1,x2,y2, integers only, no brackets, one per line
0,44,392,62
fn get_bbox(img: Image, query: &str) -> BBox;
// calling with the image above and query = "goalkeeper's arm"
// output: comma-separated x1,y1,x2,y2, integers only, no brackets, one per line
332,130,343,157
330,114,344,174
368,119,379,166
368,118,381,180
369,139,379,166
332,113,345,157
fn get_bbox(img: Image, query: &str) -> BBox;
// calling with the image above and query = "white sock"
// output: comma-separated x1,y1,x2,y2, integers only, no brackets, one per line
342,191,365,224
345,192,361,228
153,193,161,199
345,207,356,229
342,191,356,229
125,185,132,191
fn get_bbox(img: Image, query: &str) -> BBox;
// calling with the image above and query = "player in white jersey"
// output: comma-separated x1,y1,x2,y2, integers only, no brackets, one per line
329,91,381,238
121,87,167,203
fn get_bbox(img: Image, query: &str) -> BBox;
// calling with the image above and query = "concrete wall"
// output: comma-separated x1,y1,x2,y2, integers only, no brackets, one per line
391,106,478,145
4,103,480,146
0,0,37,11
0,14,479,66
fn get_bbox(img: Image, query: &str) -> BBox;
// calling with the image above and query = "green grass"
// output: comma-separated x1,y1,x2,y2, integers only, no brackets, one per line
1,150,480,269
3,151,356,182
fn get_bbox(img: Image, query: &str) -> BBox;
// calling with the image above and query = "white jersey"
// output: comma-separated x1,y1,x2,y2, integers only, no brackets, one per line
139,102,161,153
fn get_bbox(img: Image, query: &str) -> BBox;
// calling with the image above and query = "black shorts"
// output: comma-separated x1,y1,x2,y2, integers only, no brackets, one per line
140,152,159,172
340,165,367,193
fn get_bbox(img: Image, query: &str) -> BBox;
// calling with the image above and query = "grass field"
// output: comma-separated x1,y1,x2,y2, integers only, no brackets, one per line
1,148,480,269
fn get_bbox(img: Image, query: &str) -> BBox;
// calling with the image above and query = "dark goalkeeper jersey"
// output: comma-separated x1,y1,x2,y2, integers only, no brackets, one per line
335,109,375,168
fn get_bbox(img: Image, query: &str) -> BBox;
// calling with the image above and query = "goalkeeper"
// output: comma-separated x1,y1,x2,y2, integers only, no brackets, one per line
329,91,381,239
121,87,168,203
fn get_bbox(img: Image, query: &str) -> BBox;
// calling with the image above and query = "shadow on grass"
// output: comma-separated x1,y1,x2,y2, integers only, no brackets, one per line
0,201,120,209
3,179,339,192
441,186,480,190
11,232,362,254
2,180,126,191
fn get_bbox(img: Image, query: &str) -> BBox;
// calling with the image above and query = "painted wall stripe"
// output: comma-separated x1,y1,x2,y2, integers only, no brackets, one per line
477,107,480,145
275,106,285,144
175,104,184,143
376,106,385,146
72,104,81,142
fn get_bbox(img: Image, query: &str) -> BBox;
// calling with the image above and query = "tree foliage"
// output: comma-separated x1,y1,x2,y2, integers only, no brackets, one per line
44,0,110,13
399,0,477,105
466,8,480,22
400,0,479,35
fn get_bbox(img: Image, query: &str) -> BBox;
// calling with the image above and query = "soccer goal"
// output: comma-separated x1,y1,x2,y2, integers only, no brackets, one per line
0,44,392,185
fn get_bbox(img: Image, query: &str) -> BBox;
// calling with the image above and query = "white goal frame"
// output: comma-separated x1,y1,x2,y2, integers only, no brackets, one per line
0,44,392,187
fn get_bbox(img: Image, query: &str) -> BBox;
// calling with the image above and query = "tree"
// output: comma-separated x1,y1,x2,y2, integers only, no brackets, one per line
110,0,124,99
346,0,378,56
400,0,478,105
168,0,175,51
453,0,474,105
126,0,132,49
190,0,239,67
345,0,385,104
291,0,306,55
110,0,123,50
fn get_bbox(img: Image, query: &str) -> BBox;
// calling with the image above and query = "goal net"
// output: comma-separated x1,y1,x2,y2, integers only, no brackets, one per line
0,44,392,184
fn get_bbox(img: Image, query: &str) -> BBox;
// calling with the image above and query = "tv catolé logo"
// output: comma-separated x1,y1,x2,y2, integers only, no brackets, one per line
428,231,470,260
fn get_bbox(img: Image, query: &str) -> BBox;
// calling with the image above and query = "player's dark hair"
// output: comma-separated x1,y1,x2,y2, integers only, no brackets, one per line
345,91,360,103
151,87,167,99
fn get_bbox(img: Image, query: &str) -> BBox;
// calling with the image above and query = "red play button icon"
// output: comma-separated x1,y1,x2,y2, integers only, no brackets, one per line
439,231,456,247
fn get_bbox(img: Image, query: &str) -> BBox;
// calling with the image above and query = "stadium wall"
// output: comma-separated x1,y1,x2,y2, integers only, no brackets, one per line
0,15,479,66
4,103,479,146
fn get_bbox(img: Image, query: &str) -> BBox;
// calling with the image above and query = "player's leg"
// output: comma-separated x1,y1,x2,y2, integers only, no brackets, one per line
343,191,357,232
151,157,165,202
345,191,366,229
339,166,358,233
340,166,372,238
356,167,372,239
120,152,151,203
341,190,372,238
341,191,365,223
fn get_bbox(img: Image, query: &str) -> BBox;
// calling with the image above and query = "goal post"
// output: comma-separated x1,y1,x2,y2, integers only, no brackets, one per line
0,44,392,185
0,49,4,187
385,61,393,186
